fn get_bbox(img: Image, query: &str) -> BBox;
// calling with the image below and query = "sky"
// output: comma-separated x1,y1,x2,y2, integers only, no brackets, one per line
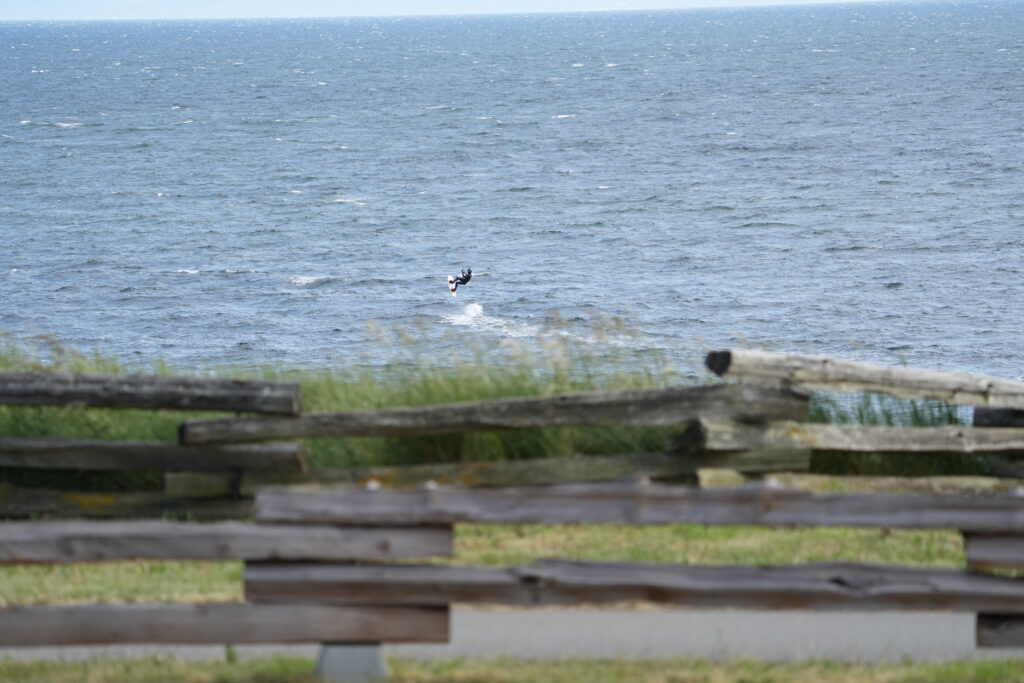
1,0,890,21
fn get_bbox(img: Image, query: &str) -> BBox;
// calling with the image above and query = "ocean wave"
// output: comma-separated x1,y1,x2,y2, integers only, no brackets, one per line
20,120,83,128
290,275,340,288
442,303,538,339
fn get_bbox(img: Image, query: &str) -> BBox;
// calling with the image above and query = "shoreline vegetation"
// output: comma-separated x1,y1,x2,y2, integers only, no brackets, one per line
0,331,980,483
0,332,1015,680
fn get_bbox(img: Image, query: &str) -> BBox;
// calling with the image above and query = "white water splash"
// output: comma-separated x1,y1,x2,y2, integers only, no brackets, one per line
442,303,538,338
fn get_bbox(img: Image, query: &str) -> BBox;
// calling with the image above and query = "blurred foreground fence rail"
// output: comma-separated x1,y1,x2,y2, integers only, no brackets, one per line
2,480,1024,651
0,371,301,415
4,350,1024,675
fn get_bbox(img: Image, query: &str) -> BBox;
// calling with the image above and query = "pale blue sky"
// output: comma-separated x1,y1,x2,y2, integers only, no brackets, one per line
2,0,890,21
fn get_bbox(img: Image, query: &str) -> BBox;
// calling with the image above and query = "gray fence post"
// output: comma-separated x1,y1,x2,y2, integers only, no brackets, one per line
315,643,388,682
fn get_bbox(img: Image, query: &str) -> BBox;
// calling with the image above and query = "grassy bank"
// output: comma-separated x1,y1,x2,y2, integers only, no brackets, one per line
0,333,684,478
0,333,985,480
2,655,1024,683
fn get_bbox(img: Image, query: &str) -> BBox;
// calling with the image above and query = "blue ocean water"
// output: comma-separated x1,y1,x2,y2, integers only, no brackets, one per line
2,1,1023,377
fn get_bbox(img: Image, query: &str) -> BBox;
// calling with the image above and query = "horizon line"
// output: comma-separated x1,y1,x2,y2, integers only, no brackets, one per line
0,0,907,23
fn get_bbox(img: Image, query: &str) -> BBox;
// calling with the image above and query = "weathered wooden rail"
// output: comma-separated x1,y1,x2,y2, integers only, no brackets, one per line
246,481,1024,648
0,371,301,414
177,383,808,445
254,481,1024,532
0,604,447,648
5,349,1024,517
0,372,815,519
0,437,305,473
0,370,308,517
0,516,452,672
706,349,1024,409
3,480,1024,659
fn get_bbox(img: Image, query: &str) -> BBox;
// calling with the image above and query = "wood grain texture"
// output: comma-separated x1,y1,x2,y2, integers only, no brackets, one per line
0,603,448,646
0,371,300,415
0,520,451,563
0,438,306,472
965,534,1024,570
0,482,250,520
246,560,1024,612
241,449,810,494
179,384,809,445
683,419,1024,455
254,481,1024,532
706,349,1024,408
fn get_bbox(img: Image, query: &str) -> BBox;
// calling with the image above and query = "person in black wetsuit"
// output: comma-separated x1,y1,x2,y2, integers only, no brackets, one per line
451,267,472,291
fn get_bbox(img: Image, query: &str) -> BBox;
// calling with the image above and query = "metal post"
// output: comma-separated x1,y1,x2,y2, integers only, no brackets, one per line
315,643,388,682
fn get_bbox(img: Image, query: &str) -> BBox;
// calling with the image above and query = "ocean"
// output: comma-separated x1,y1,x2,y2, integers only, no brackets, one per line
2,1,1023,377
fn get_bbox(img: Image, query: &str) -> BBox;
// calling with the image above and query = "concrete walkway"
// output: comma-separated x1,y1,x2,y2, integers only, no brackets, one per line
2,608,1023,664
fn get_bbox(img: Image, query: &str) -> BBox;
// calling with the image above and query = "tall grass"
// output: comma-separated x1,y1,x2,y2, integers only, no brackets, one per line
0,330,994,485
809,392,985,476
0,330,685,480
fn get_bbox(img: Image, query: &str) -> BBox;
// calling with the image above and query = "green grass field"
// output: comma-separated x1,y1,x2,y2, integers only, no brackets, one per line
2,655,1024,683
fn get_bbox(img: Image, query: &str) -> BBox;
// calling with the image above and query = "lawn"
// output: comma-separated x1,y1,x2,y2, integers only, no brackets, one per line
2,656,1024,683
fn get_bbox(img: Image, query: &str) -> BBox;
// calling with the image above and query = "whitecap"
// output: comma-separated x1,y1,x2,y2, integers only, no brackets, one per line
442,303,538,339
54,122,81,128
288,190,305,194
330,197,367,205
290,275,337,288
175,269,199,274
552,114,576,119
571,63,584,67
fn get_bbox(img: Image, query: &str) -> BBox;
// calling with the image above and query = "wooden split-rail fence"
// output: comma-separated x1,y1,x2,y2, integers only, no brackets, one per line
4,351,1024,652
3,481,1024,647
5,349,1024,518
